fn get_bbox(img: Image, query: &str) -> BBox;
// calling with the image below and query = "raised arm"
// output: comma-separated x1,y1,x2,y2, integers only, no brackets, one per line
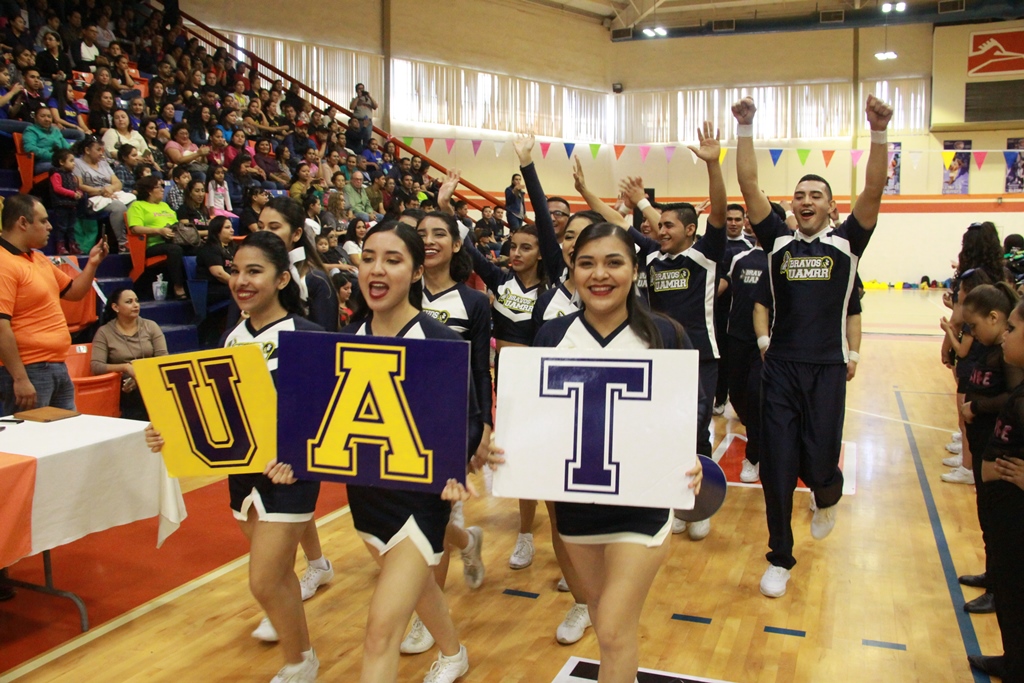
514,134,562,282
732,97,772,226
436,168,460,217
688,121,726,229
850,95,894,231
618,176,662,244
572,156,627,227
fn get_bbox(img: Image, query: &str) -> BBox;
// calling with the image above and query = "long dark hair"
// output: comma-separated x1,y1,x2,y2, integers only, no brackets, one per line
344,217,366,246
963,282,1019,318
511,223,548,293
205,215,233,246
235,231,305,317
958,222,1004,284
102,287,134,323
361,220,425,309
418,211,472,283
260,196,329,276
570,223,680,349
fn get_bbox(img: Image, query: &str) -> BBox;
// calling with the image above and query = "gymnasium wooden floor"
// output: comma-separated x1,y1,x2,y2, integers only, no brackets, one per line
1,289,997,683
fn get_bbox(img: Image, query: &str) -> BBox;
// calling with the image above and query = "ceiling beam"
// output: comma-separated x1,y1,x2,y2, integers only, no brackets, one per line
612,0,670,29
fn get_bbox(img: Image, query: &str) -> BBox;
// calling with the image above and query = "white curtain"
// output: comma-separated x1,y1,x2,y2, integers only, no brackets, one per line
615,92,673,144
860,78,929,135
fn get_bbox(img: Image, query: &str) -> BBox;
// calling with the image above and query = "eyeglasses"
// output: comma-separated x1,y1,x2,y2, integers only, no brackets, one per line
550,210,570,218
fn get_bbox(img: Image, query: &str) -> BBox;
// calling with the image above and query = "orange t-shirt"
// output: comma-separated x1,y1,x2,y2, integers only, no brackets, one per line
0,238,74,366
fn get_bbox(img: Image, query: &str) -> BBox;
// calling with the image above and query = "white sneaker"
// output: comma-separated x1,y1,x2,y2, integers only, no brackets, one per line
252,616,279,643
671,515,687,534
713,403,726,416
941,465,975,484
450,500,465,529
809,495,818,512
810,504,838,540
687,518,711,540
557,577,570,592
556,603,591,645
299,559,334,601
942,453,963,468
740,459,760,483
461,526,485,589
270,649,319,683
945,441,962,454
509,533,534,569
422,644,468,683
952,432,962,442
760,565,791,598
400,616,435,654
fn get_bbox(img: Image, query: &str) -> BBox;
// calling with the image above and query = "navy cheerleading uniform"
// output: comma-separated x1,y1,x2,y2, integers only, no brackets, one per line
223,314,324,522
342,312,483,565
533,311,696,547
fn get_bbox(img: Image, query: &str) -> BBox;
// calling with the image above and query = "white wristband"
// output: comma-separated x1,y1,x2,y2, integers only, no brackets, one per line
757,336,770,351
737,124,753,138
849,351,861,363
636,198,652,212
870,129,887,145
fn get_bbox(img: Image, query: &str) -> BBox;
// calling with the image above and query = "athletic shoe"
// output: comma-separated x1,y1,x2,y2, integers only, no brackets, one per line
270,649,319,683
251,616,279,643
671,516,687,534
740,459,760,483
712,403,726,416
509,533,534,569
941,465,975,484
556,603,591,645
760,565,791,598
400,616,435,654
687,518,711,540
422,644,469,683
809,496,818,512
942,453,963,468
557,577,570,592
810,504,838,540
450,500,464,529
952,432,962,442
945,441,962,455
299,559,334,601
461,526,485,589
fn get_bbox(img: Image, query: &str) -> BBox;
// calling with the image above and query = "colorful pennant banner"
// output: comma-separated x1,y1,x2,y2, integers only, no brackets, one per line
718,148,728,164
614,145,626,160
494,140,505,157
423,138,434,153
973,151,987,169
590,143,601,159
769,149,783,166
540,142,551,159
822,150,835,167
445,138,456,153
564,142,575,158
471,140,482,156
402,136,414,146
664,145,676,163
796,149,810,166
639,145,651,163
850,150,864,166
941,150,956,167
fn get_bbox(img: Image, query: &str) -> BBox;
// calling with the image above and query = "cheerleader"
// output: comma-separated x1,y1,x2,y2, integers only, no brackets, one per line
144,231,322,682
344,220,483,683
490,223,703,683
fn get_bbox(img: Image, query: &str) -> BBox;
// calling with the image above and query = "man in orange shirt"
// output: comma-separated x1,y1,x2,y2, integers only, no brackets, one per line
0,194,108,416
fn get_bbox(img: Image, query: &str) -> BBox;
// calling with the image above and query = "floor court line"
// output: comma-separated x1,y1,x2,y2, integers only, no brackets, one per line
0,506,353,683
893,391,988,683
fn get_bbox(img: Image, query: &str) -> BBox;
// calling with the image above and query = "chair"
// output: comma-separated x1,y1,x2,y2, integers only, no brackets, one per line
65,344,121,418
183,255,230,323
57,260,98,334
13,132,49,194
127,216,168,282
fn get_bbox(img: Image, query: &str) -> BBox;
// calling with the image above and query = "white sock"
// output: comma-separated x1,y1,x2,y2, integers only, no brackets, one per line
439,645,463,661
307,556,329,571
302,648,314,660
519,532,533,541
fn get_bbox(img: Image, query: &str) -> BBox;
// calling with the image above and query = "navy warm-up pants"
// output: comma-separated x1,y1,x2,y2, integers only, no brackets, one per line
724,335,762,464
697,359,718,457
760,358,847,569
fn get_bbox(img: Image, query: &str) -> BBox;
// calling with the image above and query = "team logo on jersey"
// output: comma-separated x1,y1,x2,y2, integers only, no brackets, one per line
779,253,834,281
497,289,536,313
421,308,450,324
307,343,433,483
650,268,691,292
740,268,763,285
226,337,276,362
540,358,653,495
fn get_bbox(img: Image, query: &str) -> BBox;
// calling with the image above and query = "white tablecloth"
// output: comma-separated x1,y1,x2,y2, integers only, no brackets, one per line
0,414,187,563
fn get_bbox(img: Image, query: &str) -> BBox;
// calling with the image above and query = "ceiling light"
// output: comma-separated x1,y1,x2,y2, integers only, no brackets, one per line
642,27,656,37
654,27,667,36
881,2,892,11
886,50,898,59
895,2,906,10
875,51,888,59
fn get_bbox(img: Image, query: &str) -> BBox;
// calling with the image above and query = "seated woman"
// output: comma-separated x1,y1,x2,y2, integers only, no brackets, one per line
73,135,132,251
176,178,210,234
126,175,188,299
253,138,290,187
239,184,269,234
90,287,168,420
23,104,69,174
101,109,147,160
48,80,91,138
87,90,116,137
164,123,210,182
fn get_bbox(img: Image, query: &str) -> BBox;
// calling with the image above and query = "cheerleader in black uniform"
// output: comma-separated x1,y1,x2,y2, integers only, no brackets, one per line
145,232,323,683
395,211,491,656
490,223,703,683
344,221,483,683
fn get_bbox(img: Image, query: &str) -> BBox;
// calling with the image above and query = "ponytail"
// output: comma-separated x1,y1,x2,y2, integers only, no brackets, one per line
964,282,1020,318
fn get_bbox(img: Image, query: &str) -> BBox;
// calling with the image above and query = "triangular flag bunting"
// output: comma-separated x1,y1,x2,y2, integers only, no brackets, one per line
445,138,456,153
908,150,922,169
941,150,956,167
402,136,414,146
472,140,482,156
664,145,676,163
589,143,601,159
850,149,864,166
719,148,728,164
769,149,784,166
796,149,811,166
423,138,434,153
973,151,987,169
822,150,835,167
540,142,551,158
639,145,651,163
1007,151,1021,168
564,142,575,158
614,145,626,160
494,140,505,157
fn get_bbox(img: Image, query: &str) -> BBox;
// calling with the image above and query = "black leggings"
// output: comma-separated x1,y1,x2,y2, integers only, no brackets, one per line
146,241,185,291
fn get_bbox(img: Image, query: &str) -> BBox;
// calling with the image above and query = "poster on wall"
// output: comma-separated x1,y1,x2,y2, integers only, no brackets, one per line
969,28,1024,77
942,140,972,195
1006,138,1024,194
883,142,901,195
